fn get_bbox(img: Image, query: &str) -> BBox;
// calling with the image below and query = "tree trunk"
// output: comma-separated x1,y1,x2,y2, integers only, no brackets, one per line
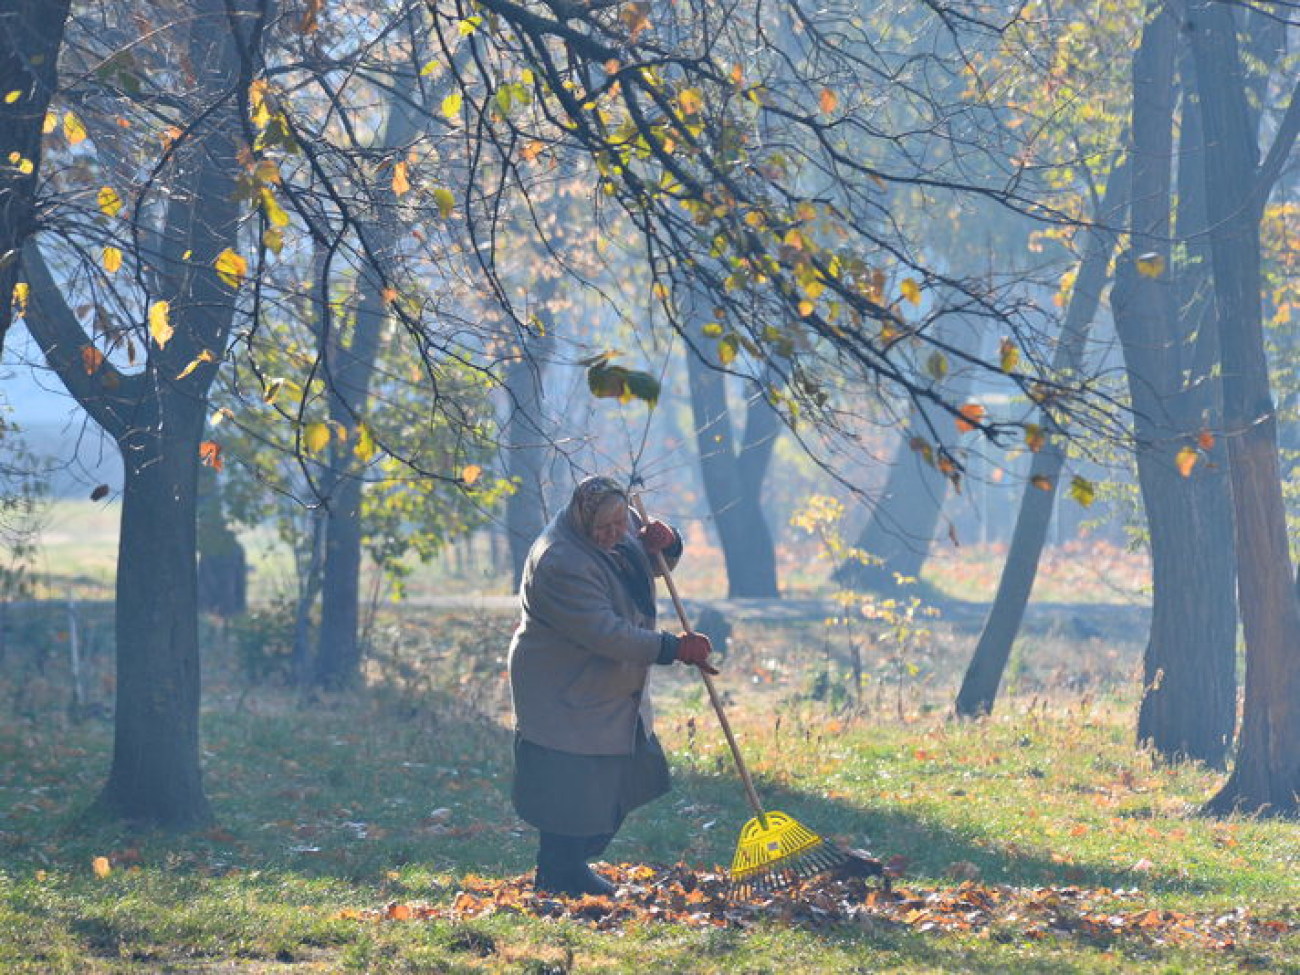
0,0,72,355
197,529,247,618
313,98,411,689
503,286,556,588
197,469,247,618
955,163,1126,718
1133,33,1237,765
99,400,212,826
312,301,382,688
1106,2,1237,765
836,316,978,597
1187,0,1300,814
685,296,779,597
313,283,384,689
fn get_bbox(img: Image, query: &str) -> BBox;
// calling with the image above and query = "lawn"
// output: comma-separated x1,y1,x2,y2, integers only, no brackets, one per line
0,595,1295,973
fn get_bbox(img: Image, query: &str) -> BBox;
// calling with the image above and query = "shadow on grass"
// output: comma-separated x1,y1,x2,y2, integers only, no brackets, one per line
1,682,1209,898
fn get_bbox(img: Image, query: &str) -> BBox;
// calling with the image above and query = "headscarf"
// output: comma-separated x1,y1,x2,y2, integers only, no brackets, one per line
568,475,628,539
566,474,655,618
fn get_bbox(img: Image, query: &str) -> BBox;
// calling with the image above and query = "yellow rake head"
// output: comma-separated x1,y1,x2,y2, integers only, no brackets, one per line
728,810,845,898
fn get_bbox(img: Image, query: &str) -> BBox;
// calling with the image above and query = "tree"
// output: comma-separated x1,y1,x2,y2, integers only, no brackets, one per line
21,0,256,826
1186,0,1300,814
834,312,982,598
0,0,72,355
428,0,1125,482
957,163,1128,718
1111,2,1236,766
683,286,780,597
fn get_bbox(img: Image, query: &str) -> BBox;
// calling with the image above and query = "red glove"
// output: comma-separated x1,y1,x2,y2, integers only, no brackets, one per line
676,632,718,674
639,519,676,556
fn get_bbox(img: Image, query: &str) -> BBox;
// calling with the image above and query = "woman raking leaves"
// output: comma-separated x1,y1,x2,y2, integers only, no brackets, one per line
507,475,714,896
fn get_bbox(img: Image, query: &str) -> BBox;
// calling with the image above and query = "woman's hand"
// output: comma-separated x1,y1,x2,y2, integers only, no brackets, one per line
639,519,676,556
676,632,718,674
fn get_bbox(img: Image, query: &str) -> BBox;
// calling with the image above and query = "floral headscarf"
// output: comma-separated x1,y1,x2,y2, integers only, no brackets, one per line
568,475,627,538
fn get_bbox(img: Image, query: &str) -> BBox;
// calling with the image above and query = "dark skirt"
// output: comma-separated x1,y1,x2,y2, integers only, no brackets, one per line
512,729,672,836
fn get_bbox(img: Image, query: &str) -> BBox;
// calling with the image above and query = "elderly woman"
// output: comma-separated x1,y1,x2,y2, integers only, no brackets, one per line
508,475,713,896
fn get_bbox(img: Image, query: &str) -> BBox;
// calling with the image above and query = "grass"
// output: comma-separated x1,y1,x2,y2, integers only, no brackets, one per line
0,599,1296,973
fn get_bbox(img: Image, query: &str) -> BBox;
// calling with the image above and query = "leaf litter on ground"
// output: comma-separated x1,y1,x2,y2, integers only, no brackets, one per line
342,859,1296,953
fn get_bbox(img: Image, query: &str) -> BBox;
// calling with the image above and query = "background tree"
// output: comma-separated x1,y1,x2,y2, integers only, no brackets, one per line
683,286,781,597
957,163,1128,717
428,0,1129,488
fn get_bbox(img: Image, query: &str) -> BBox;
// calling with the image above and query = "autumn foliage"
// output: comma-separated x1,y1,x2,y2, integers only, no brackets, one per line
346,863,1294,954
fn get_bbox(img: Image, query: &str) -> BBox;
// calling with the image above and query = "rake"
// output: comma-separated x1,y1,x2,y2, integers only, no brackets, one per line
631,495,846,898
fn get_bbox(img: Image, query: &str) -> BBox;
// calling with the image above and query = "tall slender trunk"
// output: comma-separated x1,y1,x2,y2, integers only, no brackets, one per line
956,164,1126,718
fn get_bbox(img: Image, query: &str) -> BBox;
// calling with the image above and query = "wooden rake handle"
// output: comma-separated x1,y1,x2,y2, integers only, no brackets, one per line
630,494,767,820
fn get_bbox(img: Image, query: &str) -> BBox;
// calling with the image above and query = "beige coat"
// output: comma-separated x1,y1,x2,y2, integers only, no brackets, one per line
508,505,678,756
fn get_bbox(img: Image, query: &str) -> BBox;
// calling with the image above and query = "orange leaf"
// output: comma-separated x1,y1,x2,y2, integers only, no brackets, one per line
92,856,111,878
1031,474,1053,491
818,87,838,114
81,345,105,375
199,440,223,471
385,902,412,921
1197,428,1215,451
1175,446,1198,478
391,160,410,196
955,402,986,433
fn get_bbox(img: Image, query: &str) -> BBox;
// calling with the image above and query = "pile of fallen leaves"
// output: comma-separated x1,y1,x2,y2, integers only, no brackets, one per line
343,859,1296,952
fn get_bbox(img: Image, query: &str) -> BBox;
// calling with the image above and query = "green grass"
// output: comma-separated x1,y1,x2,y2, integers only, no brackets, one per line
0,608,1296,973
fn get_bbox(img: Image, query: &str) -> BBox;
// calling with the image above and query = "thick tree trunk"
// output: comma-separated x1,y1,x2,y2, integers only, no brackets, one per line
1187,0,1300,814
685,302,779,597
955,164,1126,717
1134,36,1236,765
99,402,212,827
1107,2,1236,765
0,0,72,355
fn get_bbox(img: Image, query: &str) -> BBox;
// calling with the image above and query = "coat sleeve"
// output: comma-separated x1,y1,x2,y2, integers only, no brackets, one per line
523,549,665,665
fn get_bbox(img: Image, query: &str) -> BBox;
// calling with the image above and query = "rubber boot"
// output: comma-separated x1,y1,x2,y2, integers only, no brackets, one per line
535,832,616,897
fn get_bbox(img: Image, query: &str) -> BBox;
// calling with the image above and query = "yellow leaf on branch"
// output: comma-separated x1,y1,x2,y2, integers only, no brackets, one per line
98,186,123,218
148,301,173,349
215,248,248,288
303,421,331,454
